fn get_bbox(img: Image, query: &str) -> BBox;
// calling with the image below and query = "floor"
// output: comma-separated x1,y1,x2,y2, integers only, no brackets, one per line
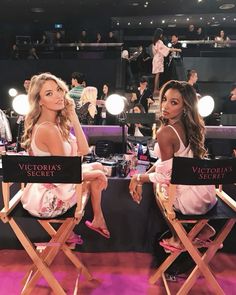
0,250,236,294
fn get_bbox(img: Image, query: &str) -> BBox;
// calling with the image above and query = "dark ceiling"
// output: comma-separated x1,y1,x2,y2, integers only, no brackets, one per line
1,0,236,28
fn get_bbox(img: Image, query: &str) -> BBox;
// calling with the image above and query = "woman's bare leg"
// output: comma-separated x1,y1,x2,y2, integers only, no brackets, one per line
82,163,109,236
153,73,160,93
89,180,108,231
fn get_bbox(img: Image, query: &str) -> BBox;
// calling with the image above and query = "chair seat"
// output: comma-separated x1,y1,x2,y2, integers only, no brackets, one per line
10,201,77,220
176,197,236,220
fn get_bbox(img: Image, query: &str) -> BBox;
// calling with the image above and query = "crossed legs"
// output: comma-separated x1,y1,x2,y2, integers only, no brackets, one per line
82,162,110,238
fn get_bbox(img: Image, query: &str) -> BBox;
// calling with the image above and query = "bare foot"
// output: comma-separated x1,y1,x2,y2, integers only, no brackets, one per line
196,224,215,241
162,236,183,250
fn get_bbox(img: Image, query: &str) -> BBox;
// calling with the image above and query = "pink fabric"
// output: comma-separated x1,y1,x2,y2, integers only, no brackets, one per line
152,40,170,74
148,126,217,215
21,124,79,218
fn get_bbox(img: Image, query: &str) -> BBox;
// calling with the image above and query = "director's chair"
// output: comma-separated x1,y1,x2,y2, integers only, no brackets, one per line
149,156,236,295
0,154,92,295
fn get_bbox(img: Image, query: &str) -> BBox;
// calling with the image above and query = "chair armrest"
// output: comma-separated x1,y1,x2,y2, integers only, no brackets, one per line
1,189,23,222
216,188,236,212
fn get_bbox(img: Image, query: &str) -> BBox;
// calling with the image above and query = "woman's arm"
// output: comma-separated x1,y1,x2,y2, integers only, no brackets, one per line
65,97,90,156
129,126,175,203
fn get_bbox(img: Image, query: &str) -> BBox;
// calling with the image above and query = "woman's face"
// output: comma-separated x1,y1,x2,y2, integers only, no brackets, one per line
161,88,184,120
133,106,141,113
191,73,198,84
103,84,108,94
39,80,65,111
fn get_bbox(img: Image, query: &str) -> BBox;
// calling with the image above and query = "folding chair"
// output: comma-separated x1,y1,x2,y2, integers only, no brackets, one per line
149,156,236,294
0,154,92,295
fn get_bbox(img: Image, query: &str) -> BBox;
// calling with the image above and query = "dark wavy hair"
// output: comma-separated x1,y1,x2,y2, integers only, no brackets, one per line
159,80,207,158
153,28,163,45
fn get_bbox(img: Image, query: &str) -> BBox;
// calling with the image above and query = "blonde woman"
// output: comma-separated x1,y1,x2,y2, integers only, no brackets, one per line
78,86,98,125
21,73,110,239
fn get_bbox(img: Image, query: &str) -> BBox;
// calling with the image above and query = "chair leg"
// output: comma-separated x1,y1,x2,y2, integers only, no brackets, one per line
21,218,74,287
149,251,181,284
174,221,225,295
149,220,207,285
177,219,235,295
23,219,75,294
9,218,67,295
40,220,93,280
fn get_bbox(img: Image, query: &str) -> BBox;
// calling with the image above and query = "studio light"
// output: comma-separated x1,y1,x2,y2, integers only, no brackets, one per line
198,95,215,117
8,88,18,97
105,94,126,115
12,94,30,116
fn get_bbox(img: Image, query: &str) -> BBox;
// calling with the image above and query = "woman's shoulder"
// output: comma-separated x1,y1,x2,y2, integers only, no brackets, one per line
34,122,60,137
157,124,183,145
156,125,175,143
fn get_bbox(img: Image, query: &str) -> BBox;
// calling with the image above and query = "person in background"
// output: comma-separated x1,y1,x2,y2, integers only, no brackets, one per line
98,83,111,125
55,31,63,44
185,24,197,48
69,72,86,114
128,103,152,137
167,34,184,81
77,86,98,125
27,47,39,60
187,69,200,94
129,80,217,252
21,73,110,238
95,32,103,43
10,44,20,60
24,79,31,93
136,45,151,78
121,48,136,90
196,27,205,40
106,31,117,43
214,30,231,48
186,24,197,40
134,76,154,113
79,30,89,43
222,83,236,114
152,28,179,94
39,34,47,45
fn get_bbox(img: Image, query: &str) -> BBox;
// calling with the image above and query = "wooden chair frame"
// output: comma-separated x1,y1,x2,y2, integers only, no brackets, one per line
149,157,236,295
0,154,93,295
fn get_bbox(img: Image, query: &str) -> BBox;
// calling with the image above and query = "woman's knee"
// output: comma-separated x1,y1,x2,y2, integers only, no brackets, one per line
91,162,103,171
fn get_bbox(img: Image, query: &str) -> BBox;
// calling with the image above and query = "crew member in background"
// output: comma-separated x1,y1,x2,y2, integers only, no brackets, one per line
187,69,200,94
167,34,184,81
69,72,86,114
134,76,154,113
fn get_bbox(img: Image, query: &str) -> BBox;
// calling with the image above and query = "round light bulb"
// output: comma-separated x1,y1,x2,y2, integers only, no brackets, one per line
8,88,18,97
198,95,215,117
12,94,30,115
105,94,125,115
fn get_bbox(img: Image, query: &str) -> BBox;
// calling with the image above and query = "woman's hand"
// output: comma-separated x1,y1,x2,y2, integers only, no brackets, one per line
129,175,142,204
64,96,78,123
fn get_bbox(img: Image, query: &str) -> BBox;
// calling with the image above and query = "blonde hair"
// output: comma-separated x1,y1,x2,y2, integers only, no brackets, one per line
80,86,97,106
21,72,71,151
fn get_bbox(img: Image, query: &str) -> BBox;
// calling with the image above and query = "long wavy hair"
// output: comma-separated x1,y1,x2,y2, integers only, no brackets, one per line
159,80,207,158
21,73,71,151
